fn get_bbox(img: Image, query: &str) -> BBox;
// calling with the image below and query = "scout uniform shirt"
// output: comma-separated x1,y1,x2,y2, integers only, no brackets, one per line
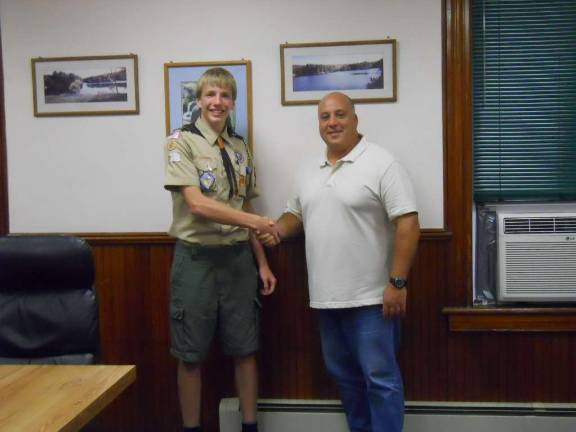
164,117,258,245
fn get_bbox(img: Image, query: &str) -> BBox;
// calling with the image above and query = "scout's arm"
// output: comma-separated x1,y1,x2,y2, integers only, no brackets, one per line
182,186,278,235
243,201,277,295
382,212,420,318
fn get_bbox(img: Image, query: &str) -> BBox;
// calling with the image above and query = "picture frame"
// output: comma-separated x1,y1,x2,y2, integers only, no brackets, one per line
280,39,397,105
31,54,139,116
164,60,253,148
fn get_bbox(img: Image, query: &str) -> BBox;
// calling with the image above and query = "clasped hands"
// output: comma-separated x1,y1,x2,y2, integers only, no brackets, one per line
253,216,281,247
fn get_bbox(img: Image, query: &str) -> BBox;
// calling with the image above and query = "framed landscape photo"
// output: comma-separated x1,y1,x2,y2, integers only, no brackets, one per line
32,54,139,116
164,60,253,148
280,39,397,105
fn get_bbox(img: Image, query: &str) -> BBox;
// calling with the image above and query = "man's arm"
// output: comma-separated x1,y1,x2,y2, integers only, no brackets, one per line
243,201,277,295
257,212,304,247
383,212,420,318
182,186,277,235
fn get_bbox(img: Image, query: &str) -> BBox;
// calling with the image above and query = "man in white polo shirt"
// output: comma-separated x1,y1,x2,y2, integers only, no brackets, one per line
258,92,420,432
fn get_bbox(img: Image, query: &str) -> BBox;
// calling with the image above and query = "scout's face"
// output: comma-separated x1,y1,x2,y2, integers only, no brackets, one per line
318,93,359,152
197,84,235,133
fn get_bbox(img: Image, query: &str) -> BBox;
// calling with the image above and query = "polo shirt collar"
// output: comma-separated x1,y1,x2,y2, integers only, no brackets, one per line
319,135,367,167
195,117,233,146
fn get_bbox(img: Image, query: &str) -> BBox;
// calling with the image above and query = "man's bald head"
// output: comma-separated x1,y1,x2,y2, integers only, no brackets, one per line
318,92,356,114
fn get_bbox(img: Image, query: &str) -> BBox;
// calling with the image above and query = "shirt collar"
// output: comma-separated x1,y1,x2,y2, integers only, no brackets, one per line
318,135,367,167
195,117,232,146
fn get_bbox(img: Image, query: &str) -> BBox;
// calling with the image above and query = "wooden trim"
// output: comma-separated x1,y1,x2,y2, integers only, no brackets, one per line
444,0,474,305
72,230,450,245
77,232,175,245
420,228,452,240
0,23,8,236
443,307,576,332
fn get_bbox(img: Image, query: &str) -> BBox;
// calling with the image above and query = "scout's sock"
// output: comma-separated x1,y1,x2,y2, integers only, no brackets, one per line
183,427,201,432
242,422,258,432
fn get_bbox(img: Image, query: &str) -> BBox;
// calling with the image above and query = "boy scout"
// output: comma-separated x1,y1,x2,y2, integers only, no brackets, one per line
164,67,278,432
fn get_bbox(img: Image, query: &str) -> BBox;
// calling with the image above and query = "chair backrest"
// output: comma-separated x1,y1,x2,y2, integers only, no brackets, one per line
0,235,99,364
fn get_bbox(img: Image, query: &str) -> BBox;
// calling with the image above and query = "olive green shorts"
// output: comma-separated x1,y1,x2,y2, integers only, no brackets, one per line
169,240,260,363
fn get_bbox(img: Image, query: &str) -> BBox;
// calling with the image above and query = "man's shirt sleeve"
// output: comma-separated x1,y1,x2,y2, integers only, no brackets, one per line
379,161,418,220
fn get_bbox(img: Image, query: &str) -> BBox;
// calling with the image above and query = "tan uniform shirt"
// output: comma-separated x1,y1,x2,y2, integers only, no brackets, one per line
164,117,258,245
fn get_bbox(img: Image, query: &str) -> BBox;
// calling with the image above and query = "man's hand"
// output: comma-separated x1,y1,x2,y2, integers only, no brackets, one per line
254,217,281,247
258,265,277,295
382,284,407,319
253,216,281,244
256,231,281,247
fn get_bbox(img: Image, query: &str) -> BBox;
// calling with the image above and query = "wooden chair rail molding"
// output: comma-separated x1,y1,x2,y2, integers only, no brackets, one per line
443,307,576,332
75,228,452,244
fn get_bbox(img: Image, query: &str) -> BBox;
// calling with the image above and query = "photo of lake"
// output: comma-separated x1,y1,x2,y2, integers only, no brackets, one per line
292,54,384,92
44,67,128,104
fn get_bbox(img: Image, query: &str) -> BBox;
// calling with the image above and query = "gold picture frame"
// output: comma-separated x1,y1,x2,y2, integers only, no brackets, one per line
163,60,253,149
280,39,397,105
31,54,139,116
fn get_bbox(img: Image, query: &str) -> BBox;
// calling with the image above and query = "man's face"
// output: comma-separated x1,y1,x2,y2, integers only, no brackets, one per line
197,84,235,132
318,93,359,149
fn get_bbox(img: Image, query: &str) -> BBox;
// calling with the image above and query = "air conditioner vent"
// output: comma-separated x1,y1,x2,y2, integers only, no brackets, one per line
503,217,576,234
497,209,576,303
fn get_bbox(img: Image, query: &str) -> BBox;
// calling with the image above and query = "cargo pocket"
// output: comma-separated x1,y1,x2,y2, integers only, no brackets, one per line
253,296,262,332
170,306,186,351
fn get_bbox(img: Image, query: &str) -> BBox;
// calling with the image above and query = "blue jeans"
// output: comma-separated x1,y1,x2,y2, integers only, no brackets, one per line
318,306,404,432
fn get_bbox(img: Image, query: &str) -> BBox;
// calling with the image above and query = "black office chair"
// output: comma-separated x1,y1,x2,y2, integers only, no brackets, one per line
0,235,99,364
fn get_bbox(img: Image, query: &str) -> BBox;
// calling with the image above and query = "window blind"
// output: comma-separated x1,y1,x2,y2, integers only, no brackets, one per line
472,0,576,202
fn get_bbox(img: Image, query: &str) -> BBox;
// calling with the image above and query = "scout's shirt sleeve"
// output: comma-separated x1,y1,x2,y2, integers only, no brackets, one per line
164,133,200,191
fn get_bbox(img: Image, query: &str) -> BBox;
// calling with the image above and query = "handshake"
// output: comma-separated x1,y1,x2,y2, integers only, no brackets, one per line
253,216,281,247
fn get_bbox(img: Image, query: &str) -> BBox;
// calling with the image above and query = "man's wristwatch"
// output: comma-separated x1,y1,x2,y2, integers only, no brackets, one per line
389,276,408,289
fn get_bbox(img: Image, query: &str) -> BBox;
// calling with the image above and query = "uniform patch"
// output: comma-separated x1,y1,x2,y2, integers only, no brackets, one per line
168,130,181,140
169,150,181,163
235,151,244,164
199,170,216,192
167,141,177,151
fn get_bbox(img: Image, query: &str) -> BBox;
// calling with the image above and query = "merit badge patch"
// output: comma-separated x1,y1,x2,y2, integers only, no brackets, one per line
235,151,244,164
169,150,181,163
199,170,216,192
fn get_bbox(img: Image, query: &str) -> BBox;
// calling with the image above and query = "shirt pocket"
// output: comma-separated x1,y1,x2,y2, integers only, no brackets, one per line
232,151,248,198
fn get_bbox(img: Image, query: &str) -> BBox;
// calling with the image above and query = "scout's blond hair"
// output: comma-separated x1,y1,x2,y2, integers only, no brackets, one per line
196,67,237,101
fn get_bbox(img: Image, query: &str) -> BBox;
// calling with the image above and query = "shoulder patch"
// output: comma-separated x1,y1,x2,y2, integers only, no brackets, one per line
168,130,181,140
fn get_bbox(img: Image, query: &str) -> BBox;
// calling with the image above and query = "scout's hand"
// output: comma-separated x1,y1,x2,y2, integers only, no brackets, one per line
259,265,277,295
256,231,281,247
254,217,280,244
382,284,407,319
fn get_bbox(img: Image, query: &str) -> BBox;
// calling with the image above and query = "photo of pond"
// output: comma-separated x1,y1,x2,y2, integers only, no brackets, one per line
292,54,384,92
44,67,128,104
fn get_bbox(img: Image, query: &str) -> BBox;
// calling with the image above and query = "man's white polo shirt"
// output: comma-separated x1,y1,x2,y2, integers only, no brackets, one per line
286,137,417,309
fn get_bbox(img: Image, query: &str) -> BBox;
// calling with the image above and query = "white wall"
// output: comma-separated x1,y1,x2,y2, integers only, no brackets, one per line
0,0,443,233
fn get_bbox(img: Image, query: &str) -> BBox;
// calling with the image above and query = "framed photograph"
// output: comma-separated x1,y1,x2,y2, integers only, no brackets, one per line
280,39,397,105
31,54,139,116
164,60,253,148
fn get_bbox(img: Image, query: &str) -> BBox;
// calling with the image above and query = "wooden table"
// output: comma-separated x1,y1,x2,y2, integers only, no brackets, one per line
0,364,136,432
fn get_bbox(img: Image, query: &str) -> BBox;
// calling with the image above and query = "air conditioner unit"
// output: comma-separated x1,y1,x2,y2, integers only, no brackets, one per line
497,210,576,303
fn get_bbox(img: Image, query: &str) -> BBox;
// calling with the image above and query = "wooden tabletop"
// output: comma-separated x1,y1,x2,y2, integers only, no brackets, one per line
0,364,136,432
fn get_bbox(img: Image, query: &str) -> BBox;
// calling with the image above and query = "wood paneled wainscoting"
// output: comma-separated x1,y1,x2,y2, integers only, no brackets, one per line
85,231,576,432
83,231,450,431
